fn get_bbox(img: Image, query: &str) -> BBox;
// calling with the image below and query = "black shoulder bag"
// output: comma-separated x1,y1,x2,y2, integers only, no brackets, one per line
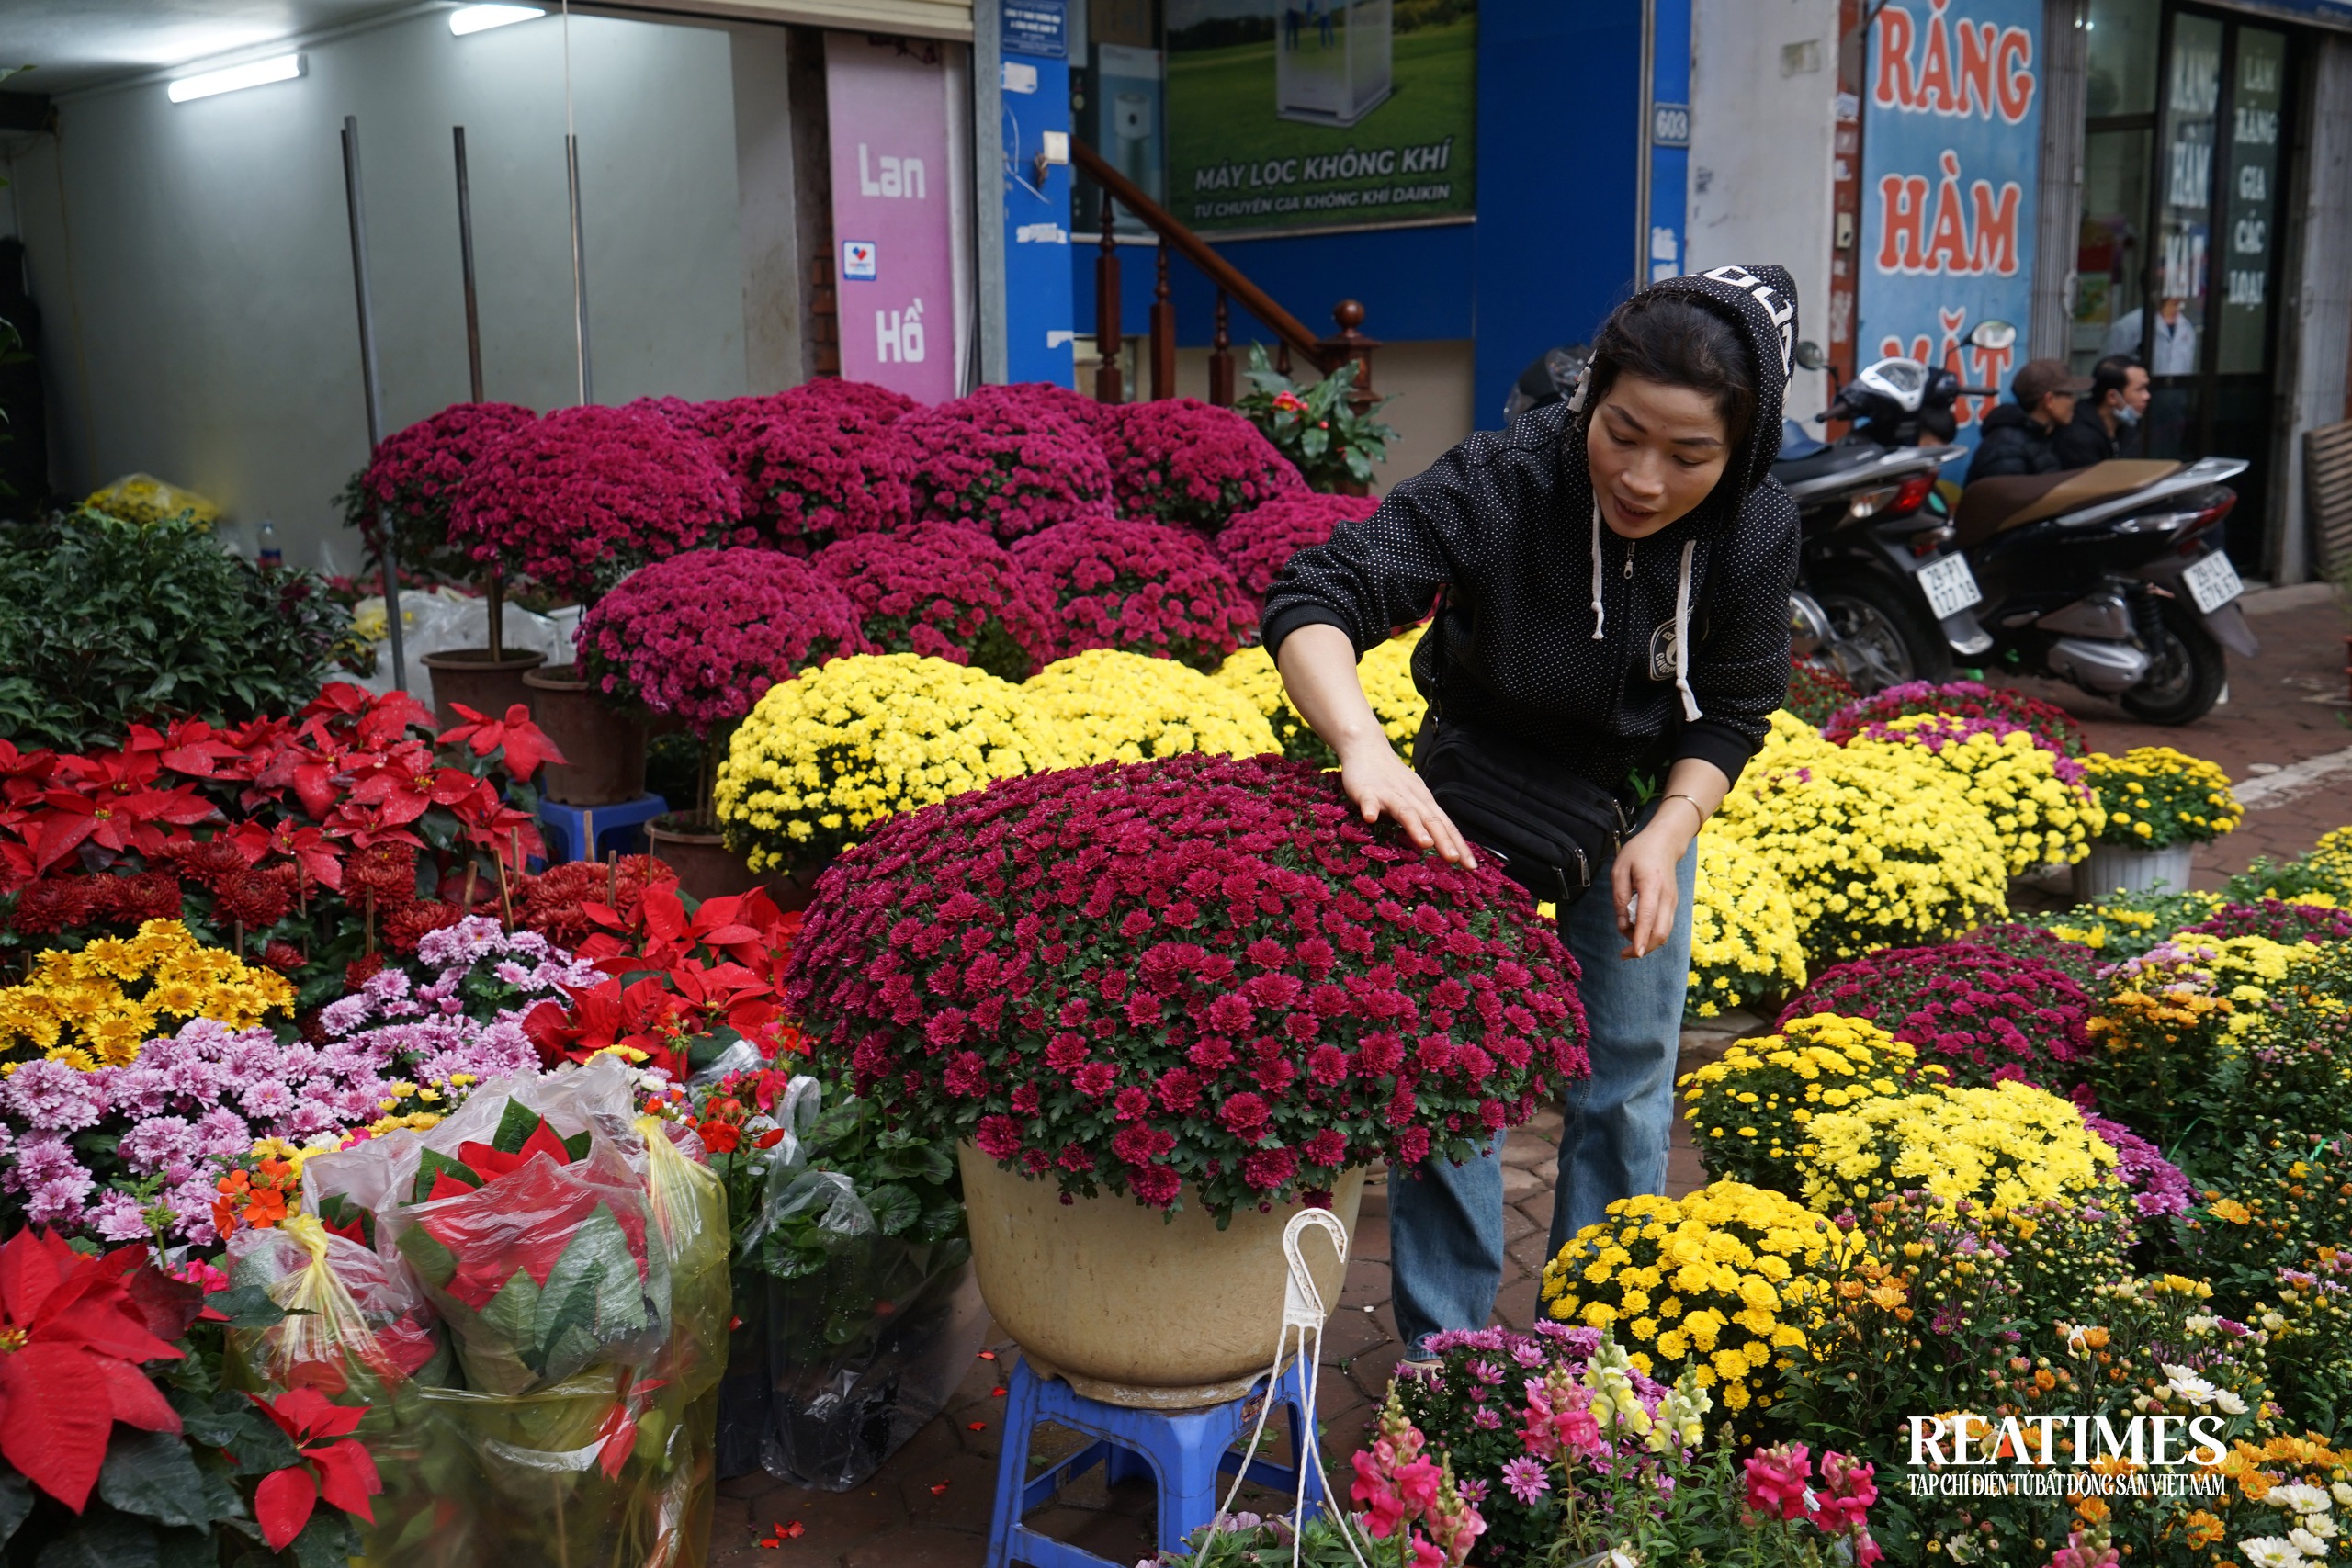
1411,712,1628,909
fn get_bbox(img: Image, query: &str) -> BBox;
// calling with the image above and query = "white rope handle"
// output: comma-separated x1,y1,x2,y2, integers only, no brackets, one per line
1210,1209,1374,1568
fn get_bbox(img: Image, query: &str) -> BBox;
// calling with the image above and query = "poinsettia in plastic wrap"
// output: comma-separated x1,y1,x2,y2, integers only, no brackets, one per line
390,1093,662,1394
813,522,1056,682
899,384,1116,541
342,400,537,581
1102,397,1307,533
693,395,918,546
1214,491,1379,599
1010,517,1258,671
447,404,745,596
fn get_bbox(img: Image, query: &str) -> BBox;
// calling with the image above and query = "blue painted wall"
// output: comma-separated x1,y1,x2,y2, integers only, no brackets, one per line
1069,0,1647,427
1471,0,1644,423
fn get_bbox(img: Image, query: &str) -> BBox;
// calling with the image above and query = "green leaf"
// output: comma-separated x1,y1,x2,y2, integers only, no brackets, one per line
288,1509,359,1568
205,1283,287,1330
153,1526,213,1568
409,1148,483,1205
97,1430,212,1529
0,1470,31,1546
476,1265,546,1370
395,1218,460,1290
864,1182,921,1236
490,1097,547,1156
36,1508,161,1568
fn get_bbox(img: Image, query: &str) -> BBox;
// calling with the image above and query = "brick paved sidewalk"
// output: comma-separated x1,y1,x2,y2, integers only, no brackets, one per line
708,585,2349,1567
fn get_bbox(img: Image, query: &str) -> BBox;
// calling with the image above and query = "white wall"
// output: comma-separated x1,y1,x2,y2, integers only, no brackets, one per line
10,9,773,565
1686,0,1839,432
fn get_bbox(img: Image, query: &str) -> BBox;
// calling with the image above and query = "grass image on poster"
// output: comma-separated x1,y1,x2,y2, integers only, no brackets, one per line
1168,0,1476,235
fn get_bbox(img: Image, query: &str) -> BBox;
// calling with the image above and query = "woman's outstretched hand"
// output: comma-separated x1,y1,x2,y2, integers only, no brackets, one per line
1336,739,1477,870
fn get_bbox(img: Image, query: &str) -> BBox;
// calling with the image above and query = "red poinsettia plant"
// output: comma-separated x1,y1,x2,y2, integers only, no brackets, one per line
522,885,807,1078
0,685,561,999
0,1225,381,1564
783,754,1589,1222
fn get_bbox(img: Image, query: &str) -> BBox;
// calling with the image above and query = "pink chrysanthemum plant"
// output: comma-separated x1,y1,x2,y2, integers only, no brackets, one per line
575,547,872,817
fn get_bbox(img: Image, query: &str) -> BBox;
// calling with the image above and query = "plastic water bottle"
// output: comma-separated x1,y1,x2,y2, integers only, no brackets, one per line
256,520,283,569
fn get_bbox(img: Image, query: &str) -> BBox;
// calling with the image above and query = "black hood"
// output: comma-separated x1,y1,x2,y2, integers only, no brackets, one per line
1572,263,1799,541
1979,402,2037,433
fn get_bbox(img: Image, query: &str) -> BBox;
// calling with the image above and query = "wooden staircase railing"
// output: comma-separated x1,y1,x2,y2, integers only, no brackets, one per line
1071,139,1378,412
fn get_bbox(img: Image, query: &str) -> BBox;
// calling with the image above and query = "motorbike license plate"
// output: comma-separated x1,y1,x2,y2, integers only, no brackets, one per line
2183,549,2245,615
1916,553,1983,620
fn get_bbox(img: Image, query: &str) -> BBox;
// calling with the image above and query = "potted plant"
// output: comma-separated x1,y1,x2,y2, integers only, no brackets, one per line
575,547,871,901
343,400,543,728
1103,390,1309,527
1230,346,1398,499
1008,517,1259,671
450,404,747,806
713,652,1039,891
1213,491,1378,601
2074,746,2245,898
898,383,1117,541
781,753,1590,1407
811,522,1057,681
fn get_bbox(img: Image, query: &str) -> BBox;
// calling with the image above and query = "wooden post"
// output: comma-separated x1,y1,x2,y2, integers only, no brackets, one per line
1275,339,1293,378
1208,289,1236,408
1150,243,1177,400
1094,193,1124,403
1318,299,1381,416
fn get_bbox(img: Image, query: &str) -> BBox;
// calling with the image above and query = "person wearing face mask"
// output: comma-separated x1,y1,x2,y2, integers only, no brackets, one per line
1261,266,1801,1362
2052,354,2149,468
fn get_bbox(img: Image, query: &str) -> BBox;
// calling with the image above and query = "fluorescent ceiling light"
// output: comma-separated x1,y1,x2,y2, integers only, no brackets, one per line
450,5,547,34
167,53,305,103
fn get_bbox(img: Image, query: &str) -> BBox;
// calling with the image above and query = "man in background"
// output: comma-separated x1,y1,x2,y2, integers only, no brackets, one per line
2052,354,2149,468
1971,359,2089,479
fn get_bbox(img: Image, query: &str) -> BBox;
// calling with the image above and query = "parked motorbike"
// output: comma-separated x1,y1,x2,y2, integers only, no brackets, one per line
1946,456,2254,724
1775,342,1996,690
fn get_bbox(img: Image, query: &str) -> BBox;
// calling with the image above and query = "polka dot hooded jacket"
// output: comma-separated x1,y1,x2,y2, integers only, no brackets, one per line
1261,265,1803,795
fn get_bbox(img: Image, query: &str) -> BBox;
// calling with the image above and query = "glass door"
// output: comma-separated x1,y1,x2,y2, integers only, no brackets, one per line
2133,8,2293,571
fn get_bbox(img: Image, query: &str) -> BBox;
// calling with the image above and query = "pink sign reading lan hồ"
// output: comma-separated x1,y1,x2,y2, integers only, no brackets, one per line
826,34,958,403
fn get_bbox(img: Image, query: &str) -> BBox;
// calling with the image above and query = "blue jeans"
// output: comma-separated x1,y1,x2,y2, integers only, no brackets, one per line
1387,810,1696,1358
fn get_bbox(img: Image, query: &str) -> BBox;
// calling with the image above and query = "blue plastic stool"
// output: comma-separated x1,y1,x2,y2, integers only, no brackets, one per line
536,793,668,865
983,1352,1331,1568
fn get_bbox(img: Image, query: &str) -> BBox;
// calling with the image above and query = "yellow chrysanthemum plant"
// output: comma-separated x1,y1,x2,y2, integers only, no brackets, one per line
1794,1077,2120,1216
1679,1013,1928,1195
1212,624,1428,770
2082,931,2301,1143
2081,746,2242,852
1539,1181,1856,1433
1685,834,1807,1021
715,652,1043,877
0,919,295,1071
1715,714,2008,970
1023,649,1279,770
1845,713,2098,875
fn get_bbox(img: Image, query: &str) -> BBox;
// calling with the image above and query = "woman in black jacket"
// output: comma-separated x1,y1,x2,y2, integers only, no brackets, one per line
1261,265,1801,1359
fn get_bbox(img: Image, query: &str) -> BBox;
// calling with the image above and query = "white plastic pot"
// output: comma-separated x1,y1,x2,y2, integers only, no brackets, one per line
2072,841,2199,901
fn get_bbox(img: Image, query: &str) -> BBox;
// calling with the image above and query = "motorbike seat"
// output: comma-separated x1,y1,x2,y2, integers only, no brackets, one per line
1952,459,2182,549
1770,440,1878,487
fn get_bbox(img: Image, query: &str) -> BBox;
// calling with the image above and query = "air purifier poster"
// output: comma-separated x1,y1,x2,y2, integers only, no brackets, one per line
1166,0,1476,237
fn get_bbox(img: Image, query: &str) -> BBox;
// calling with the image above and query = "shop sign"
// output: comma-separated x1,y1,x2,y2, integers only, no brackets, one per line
1858,0,2041,466
1165,0,1476,236
826,33,960,401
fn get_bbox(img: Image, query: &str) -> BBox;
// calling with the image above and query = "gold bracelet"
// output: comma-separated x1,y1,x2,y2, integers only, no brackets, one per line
1658,793,1708,830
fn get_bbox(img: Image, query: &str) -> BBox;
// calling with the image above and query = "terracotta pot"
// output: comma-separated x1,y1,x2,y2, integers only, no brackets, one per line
522,665,647,807
957,1145,1363,1410
643,816,828,908
420,647,545,734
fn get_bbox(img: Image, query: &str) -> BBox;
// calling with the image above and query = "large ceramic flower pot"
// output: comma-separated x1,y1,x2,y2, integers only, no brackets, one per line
2073,841,2198,900
522,665,647,807
956,1145,1363,1410
421,647,545,734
